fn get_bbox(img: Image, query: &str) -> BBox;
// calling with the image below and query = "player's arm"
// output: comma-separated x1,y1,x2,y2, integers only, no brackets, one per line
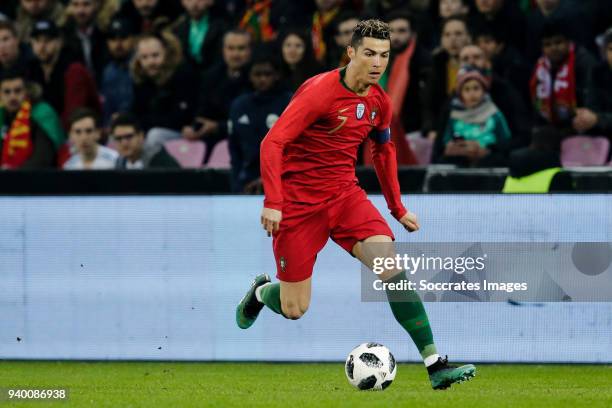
260,80,324,235
370,97,419,232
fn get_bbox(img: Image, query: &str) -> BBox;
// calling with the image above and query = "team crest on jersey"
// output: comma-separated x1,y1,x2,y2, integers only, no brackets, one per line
356,103,365,120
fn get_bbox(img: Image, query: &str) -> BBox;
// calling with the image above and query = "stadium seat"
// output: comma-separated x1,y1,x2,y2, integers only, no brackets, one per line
561,136,610,167
164,139,206,168
206,139,231,169
406,132,433,165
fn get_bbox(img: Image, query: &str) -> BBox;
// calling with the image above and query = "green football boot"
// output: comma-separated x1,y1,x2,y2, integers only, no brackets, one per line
428,356,476,390
236,274,271,329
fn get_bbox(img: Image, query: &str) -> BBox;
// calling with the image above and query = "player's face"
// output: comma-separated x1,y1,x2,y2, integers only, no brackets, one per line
69,117,100,155
112,125,144,159
348,37,390,86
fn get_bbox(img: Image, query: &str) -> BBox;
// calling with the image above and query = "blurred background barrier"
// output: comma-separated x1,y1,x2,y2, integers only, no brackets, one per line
1,194,611,363
0,168,611,194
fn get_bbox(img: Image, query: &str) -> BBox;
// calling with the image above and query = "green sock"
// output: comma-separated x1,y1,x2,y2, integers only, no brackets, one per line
258,282,283,315
384,271,438,359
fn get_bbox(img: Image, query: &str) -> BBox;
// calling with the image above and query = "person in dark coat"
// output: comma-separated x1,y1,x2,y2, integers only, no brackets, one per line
130,29,198,146
574,27,612,138
228,55,291,193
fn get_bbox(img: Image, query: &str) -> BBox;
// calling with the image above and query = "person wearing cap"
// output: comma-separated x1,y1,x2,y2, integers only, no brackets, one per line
530,19,596,132
27,18,101,126
100,17,136,126
434,65,511,167
574,28,612,138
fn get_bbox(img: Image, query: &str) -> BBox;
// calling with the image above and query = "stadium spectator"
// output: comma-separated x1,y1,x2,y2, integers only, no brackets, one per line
228,54,291,193
116,0,182,34
186,29,252,161
311,0,343,64
172,0,226,72
434,65,511,167
0,20,32,76
439,0,469,19
238,1,315,43
525,0,594,63
530,20,596,132
502,126,574,193
100,17,136,126
130,29,198,148
327,11,359,68
16,0,65,42
63,107,118,169
473,23,531,105
63,0,110,81
111,112,180,169
28,19,101,125
468,0,525,52
574,28,612,137
422,16,471,141
385,10,431,134
0,70,64,169
458,44,530,148
278,29,322,91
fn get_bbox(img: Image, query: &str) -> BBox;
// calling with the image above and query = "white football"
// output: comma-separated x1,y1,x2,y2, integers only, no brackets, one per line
345,342,397,390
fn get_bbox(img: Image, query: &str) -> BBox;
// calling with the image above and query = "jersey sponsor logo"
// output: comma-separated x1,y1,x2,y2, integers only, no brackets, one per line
329,108,349,134
356,103,365,120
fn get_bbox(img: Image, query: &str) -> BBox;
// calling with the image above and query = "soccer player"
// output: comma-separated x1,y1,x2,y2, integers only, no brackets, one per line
236,19,476,390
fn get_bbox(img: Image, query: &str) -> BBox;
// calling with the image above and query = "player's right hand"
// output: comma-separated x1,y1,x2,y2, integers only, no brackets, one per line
261,208,282,237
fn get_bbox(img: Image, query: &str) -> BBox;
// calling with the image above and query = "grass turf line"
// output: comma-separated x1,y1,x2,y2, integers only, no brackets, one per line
0,362,611,407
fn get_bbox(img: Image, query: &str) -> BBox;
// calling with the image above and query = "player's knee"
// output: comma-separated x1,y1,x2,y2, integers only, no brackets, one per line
281,299,309,320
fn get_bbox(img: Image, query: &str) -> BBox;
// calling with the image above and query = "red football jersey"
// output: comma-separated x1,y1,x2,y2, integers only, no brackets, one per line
260,68,407,220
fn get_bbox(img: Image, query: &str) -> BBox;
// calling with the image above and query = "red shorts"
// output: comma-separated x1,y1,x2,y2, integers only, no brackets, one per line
272,187,394,282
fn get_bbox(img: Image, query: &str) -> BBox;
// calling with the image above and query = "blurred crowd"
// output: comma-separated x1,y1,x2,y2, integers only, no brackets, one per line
0,0,611,192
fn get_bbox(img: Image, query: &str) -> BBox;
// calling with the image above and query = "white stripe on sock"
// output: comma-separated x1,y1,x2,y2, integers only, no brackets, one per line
424,354,440,367
255,282,271,303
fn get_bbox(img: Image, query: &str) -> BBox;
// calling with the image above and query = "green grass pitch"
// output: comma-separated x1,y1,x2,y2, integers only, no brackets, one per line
1,362,611,407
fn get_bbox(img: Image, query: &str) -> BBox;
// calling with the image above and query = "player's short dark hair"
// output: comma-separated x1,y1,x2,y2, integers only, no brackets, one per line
110,112,142,134
350,19,390,49
68,108,100,130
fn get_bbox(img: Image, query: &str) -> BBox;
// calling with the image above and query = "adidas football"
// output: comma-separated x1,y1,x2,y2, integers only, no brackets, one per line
345,342,397,390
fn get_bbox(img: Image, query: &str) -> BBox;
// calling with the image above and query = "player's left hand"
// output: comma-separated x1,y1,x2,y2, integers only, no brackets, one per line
399,211,420,232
